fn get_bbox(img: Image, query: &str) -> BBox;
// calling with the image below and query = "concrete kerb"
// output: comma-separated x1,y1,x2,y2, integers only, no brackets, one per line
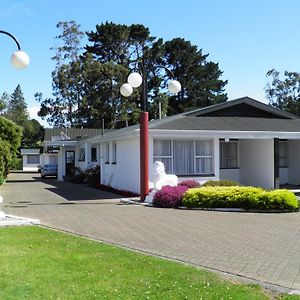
0,214,40,227
119,198,299,212
0,194,40,226
37,223,299,296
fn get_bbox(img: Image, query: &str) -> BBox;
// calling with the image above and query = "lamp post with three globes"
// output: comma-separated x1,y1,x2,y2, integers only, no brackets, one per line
120,64,181,201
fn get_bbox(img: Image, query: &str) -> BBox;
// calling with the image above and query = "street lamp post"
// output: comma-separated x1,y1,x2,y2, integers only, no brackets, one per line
120,63,181,202
0,30,30,69
0,30,29,219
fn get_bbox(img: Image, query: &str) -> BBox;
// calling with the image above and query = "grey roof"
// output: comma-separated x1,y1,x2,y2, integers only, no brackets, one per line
44,128,104,141
184,96,297,119
150,116,300,132
90,97,300,141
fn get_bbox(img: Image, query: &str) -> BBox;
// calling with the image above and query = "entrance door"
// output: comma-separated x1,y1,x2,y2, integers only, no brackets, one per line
65,151,75,175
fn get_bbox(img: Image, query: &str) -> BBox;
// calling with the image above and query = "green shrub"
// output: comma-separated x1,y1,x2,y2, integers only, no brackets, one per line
182,186,299,211
202,179,240,187
10,158,23,170
0,173,4,185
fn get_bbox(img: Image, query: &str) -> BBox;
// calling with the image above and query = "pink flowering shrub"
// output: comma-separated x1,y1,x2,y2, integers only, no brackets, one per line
153,185,189,208
178,180,200,188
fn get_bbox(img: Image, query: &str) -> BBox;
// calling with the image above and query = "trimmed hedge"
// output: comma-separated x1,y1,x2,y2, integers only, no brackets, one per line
201,179,240,187
182,186,299,211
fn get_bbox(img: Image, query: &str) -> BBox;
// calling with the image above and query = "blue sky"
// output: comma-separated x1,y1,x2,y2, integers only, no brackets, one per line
1,0,300,127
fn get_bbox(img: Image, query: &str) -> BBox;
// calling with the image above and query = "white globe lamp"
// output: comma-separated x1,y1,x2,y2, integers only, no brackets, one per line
128,72,143,88
168,80,181,94
120,83,133,97
11,50,30,69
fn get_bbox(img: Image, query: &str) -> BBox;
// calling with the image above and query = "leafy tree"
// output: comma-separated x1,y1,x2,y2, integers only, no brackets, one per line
266,69,300,116
38,21,228,128
0,117,22,182
4,85,44,148
164,38,227,114
87,23,227,119
37,20,84,127
5,85,29,124
0,92,9,113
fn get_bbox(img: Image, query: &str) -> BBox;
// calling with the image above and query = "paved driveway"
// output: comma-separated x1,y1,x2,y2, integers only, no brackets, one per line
1,172,300,292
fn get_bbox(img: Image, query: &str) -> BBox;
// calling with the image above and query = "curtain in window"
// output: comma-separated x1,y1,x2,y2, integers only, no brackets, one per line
112,143,117,163
279,141,288,167
173,140,194,174
27,155,40,164
220,142,238,168
105,144,110,163
195,141,213,173
153,140,172,173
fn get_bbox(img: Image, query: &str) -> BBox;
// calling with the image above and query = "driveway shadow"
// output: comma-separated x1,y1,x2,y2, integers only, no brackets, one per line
34,177,123,201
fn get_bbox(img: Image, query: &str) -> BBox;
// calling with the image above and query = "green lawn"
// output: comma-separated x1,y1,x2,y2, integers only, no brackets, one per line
0,226,298,300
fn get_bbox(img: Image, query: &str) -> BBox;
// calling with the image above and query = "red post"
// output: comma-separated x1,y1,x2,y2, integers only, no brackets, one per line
140,111,149,201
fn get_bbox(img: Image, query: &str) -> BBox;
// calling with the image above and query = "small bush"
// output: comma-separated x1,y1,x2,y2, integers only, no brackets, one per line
178,180,200,188
153,185,189,208
182,187,299,211
0,174,4,185
10,158,22,170
202,179,240,187
85,165,100,186
70,168,86,184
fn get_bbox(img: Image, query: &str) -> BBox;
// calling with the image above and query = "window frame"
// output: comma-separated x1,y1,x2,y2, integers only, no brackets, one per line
112,142,117,164
219,140,239,169
91,147,97,162
279,140,288,168
105,143,110,164
153,139,214,176
78,148,85,162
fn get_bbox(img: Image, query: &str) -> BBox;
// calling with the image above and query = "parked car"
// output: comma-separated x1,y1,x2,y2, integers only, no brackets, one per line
41,164,58,179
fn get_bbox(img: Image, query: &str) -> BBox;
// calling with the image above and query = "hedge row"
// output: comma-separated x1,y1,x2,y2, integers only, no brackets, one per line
182,186,299,211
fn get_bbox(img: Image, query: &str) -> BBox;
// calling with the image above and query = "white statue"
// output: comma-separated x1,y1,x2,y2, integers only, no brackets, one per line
145,161,178,204
153,161,178,190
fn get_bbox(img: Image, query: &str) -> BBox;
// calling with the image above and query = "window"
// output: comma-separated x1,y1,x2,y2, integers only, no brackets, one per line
27,155,40,164
220,141,239,169
153,139,213,175
173,140,194,174
91,147,97,162
112,143,117,164
105,143,110,164
195,141,213,173
79,148,85,161
153,140,172,173
279,140,288,167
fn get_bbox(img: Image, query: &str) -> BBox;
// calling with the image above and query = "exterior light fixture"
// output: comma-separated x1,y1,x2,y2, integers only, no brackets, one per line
120,64,181,201
0,30,30,69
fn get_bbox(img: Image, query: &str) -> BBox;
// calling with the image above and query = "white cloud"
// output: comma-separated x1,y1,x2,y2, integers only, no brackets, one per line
28,106,49,127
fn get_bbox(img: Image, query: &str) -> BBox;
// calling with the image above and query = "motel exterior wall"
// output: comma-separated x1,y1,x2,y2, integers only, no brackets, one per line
53,134,300,194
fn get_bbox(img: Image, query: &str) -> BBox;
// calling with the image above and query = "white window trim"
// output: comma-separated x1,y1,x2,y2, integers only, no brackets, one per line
279,140,288,168
112,142,117,164
105,143,110,164
153,139,214,176
220,140,239,169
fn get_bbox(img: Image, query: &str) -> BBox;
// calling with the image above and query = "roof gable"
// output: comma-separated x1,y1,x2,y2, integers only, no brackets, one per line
185,97,297,119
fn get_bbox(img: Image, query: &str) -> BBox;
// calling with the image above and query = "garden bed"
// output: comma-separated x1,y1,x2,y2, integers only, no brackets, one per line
152,181,299,212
